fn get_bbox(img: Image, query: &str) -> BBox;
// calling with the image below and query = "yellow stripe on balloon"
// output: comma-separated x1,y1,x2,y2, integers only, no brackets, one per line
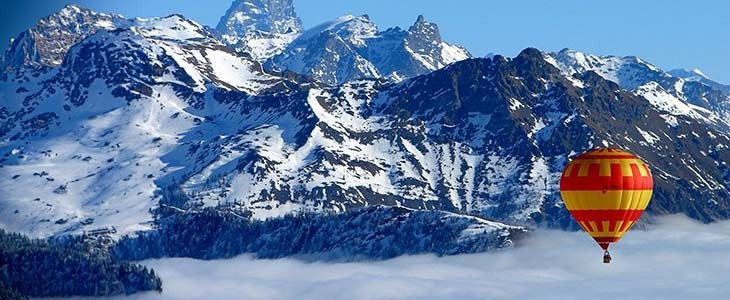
561,190,652,210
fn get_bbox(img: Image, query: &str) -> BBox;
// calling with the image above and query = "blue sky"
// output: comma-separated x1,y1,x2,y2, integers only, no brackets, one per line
2,0,728,83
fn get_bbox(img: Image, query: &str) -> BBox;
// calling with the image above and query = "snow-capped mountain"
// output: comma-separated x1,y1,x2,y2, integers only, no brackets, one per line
0,13,295,237
266,14,471,85
214,0,469,84
546,48,730,126
3,8,730,240
1,5,129,72
2,4,730,244
0,7,498,240
215,0,303,61
547,48,672,90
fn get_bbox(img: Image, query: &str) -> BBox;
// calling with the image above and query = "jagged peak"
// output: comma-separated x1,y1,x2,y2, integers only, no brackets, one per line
553,48,658,69
409,14,436,30
216,0,302,35
55,4,99,17
406,14,441,44
60,4,83,14
1,3,129,70
51,4,123,21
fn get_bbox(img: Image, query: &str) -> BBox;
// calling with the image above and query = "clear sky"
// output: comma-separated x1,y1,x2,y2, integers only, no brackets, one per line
1,0,728,83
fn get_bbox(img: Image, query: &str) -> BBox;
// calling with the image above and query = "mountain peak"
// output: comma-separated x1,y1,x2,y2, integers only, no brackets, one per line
2,4,127,71
269,13,470,85
406,14,441,45
216,0,302,35
547,48,671,90
215,0,303,61
132,14,215,42
50,4,124,24
409,14,435,30
517,47,543,59
59,4,83,14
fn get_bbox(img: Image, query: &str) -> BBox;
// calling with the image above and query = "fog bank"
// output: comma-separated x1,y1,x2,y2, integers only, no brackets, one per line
58,215,730,299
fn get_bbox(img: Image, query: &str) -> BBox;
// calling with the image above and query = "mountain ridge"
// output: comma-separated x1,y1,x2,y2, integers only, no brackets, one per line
1,4,729,241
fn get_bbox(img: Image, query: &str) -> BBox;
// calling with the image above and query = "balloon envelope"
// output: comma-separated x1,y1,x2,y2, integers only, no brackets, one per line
559,148,653,250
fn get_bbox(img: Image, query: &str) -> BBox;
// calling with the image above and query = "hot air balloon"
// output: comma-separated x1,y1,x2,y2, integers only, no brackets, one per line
559,148,653,263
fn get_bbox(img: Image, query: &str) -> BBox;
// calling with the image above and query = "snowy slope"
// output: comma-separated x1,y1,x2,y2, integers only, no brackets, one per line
2,5,730,241
4,43,730,238
0,14,293,237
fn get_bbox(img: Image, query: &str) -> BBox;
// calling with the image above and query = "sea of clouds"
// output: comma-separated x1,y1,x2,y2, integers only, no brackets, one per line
61,215,730,300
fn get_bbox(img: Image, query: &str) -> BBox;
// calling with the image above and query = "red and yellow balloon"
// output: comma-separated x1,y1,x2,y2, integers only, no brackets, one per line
559,148,653,263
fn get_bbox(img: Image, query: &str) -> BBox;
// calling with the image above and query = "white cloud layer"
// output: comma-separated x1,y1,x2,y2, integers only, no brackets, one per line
61,215,730,300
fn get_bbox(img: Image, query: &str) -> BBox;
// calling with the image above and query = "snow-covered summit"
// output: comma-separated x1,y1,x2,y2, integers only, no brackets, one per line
548,48,672,90
133,14,218,42
2,41,730,240
546,48,730,127
404,15,470,71
268,14,471,85
215,0,303,61
3,2,730,249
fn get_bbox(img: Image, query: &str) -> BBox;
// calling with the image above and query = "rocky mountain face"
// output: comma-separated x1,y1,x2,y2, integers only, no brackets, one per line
3,8,730,241
213,0,469,83
2,4,730,247
7,3,730,299
266,14,471,85
215,0,303,61
547,48,730,127
0,13,296,237
1,5,128,72
0,9,512,245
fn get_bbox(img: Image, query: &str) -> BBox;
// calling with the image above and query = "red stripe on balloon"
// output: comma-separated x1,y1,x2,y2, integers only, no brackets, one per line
560,161,653,191
594,237,620,250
